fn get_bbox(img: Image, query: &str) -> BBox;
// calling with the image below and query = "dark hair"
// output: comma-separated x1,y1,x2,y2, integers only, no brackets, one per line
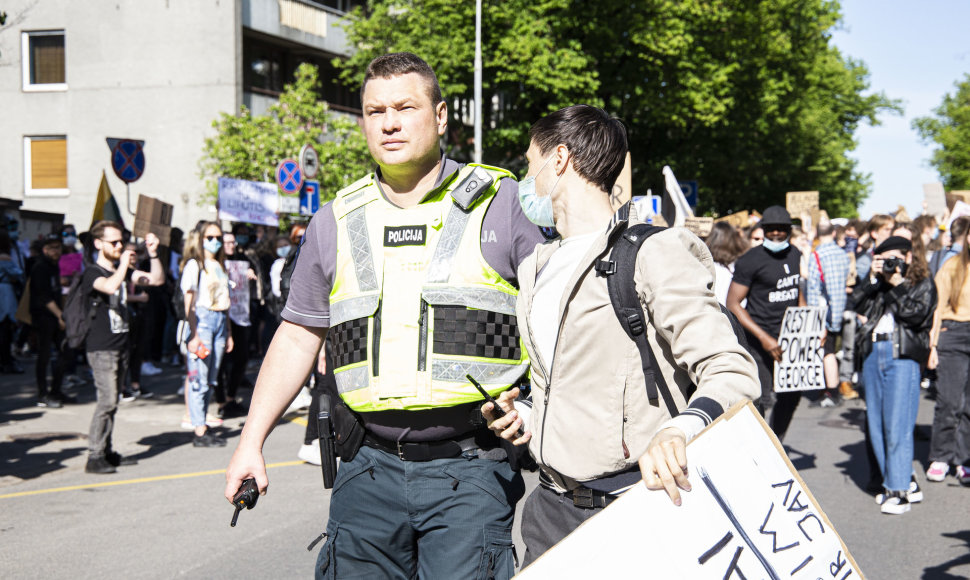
362,52,443,106
867,214,894,235
90,220,123,240
705,222,748,267
59,223,76,236
195,221,226,271
950,216,970,241
529,105,628,194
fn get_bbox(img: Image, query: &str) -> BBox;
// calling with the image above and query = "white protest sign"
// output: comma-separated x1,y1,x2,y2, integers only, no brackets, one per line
518,402,862,579
218,177,279,227
225,260,251,327
946,200,970,232
774,306,826,393
922,182,946,217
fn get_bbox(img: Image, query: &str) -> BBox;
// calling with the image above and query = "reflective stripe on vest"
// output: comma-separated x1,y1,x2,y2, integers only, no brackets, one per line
329,164,529,412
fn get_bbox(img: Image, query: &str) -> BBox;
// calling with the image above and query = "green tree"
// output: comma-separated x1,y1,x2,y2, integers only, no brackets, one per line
914,74,970,191
337,0,896,217
199,63,372,209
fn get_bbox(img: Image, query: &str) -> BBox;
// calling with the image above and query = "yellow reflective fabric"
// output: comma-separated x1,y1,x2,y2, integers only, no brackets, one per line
330,165,529,412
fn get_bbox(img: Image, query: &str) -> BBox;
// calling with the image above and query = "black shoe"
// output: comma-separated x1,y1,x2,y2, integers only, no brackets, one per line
85,456,117,474
193,432,227,448
106,451,138,467
53,393,78,405
220,400,248,418
120,388,137,402
36,396,63,409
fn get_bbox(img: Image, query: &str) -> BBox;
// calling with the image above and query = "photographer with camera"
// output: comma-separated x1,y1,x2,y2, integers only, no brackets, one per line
854,236,936,514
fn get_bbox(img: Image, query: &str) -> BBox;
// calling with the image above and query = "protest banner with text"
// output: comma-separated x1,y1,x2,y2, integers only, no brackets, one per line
519,402,863,579
774,306,826,393
218,177,279,227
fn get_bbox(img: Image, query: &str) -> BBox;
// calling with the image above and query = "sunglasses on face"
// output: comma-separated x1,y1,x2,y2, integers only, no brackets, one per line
101,239,124,247
205,236,221,242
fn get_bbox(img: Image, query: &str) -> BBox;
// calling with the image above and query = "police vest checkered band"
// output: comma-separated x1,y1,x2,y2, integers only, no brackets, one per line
421,286,517,316
432,306,522,360
346,206,378,291
426,202,472,284
331,318,368,369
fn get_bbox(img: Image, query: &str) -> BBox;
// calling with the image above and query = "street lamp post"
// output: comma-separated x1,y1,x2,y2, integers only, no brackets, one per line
474,0,482,164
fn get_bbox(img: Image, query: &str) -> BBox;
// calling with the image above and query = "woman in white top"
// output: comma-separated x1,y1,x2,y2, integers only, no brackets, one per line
181,221,233,447
704,222,749,306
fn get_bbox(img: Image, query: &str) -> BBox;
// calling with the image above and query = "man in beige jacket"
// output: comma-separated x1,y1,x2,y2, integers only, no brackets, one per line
484,105,760,567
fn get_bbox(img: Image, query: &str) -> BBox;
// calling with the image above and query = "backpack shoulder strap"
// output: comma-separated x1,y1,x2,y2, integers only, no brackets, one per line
598,223,680,418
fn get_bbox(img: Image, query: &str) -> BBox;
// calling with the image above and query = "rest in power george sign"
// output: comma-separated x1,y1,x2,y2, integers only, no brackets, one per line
774,307,826,393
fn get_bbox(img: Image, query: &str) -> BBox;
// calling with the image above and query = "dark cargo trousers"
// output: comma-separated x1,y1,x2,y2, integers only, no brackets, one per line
519,484,604,569
315,444,524,579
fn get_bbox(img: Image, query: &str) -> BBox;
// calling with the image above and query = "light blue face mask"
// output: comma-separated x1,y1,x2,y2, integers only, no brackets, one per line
276,245,292,259
203,238,222,255
762,239,790,253
517,155,559,228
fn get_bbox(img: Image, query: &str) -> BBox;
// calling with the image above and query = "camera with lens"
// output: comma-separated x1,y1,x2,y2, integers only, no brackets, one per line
882,256,907,276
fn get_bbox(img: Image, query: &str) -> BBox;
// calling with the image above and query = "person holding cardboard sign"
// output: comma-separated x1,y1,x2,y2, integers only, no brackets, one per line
483,105,759,567
727,206,807,439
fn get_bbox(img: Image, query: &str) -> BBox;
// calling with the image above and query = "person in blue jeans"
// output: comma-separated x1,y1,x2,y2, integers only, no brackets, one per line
182,221,233,447
854,236,936,514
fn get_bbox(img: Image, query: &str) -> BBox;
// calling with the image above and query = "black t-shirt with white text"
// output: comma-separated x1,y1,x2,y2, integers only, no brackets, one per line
732,245,802,338
81,264,129,352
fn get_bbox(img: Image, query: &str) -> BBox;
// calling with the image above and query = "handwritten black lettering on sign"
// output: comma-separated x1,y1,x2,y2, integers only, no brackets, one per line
384,225,427,247
698,472,855,579
774,307,827,393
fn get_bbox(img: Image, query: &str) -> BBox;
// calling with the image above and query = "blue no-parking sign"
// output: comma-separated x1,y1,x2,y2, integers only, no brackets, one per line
107,138,146,183
276,159,303,195
679,180,698,208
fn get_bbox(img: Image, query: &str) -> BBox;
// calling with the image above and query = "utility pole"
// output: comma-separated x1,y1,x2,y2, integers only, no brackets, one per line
473,0,483,164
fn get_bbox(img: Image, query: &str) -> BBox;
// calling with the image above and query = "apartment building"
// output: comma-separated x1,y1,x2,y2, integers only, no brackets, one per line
0,0,360,233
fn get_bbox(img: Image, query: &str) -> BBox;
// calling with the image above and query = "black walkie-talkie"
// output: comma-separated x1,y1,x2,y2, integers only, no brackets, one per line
230,478,259,527
467,374,524,437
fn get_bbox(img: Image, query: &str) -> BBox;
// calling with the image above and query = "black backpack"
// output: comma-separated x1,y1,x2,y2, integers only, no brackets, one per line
62,275,102,350
594,222,756,418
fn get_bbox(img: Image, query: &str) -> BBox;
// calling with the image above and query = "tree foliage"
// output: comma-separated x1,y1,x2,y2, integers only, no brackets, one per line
199,63,372,209
338,0,897,217
914,74,970,191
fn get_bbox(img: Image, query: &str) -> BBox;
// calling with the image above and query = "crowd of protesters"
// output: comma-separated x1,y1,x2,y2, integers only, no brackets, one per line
0,213,311,470
692,203,970,515
2,195,969,507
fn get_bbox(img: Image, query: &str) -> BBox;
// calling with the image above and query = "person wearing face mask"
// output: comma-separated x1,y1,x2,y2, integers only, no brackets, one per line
181,222,234,448
727,206,806,438
483,105,759,566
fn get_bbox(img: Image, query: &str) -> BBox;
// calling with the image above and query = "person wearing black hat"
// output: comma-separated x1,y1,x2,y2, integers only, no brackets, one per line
854,235,936,514
29,234,75,408
727,205,805,437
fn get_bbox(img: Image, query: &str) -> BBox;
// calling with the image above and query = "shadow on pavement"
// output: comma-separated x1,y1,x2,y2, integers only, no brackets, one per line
922,530,970,579
784,446,817,471
0,433,88,480
131,426,242,461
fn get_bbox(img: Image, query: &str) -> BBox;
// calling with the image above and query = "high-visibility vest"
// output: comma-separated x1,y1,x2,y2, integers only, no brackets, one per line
329,164,530,412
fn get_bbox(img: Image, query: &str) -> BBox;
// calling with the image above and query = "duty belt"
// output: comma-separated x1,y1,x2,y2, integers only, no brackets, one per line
362,432,484,462
564,488,617,509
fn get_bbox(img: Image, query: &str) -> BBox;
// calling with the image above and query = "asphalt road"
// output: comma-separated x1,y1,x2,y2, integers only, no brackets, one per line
1,358,968,579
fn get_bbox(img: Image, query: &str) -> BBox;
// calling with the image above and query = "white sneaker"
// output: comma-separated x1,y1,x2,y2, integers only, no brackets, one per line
875,476,922,504
141,362,162,376
926,461,949,482
288,387,313,412
879,491,911,515
298,440,321,465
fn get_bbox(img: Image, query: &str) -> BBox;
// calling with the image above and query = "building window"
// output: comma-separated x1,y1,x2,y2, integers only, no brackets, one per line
24,136,69,196
22,30,66,91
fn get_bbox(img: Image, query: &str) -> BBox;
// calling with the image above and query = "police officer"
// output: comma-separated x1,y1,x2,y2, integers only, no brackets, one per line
225,52,543,578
